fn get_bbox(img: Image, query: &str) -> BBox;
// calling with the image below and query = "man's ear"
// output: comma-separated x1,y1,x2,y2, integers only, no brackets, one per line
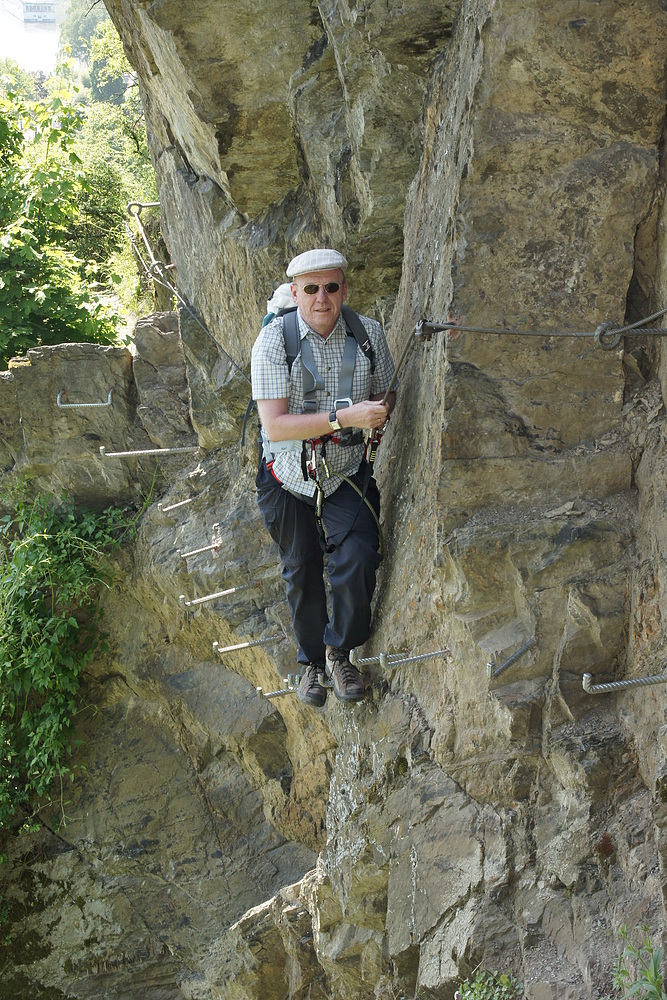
342,281,348,303
290,282,298,303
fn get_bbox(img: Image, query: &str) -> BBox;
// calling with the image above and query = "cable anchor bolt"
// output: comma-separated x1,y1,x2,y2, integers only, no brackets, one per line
593,322,623,351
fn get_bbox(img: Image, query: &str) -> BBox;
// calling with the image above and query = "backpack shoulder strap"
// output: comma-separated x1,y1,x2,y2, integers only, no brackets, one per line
341,304,375,373
278,307,299,374
279,307,322,412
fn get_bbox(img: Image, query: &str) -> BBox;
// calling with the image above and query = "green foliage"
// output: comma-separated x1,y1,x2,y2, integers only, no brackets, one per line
456,969,523,1000
608,926,666,1000
0,17,159,346
0,488,130,833
59,0,109,60
0,88,120,366
0,60,37,100
89,19,129,105
69,94,156,279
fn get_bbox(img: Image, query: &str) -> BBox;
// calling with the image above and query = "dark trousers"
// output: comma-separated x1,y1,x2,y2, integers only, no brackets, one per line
256,458,381,665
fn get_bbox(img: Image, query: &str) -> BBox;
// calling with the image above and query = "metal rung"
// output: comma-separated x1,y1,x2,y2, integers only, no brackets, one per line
349,647,450,668
58,388,114,409
100,445,199,458
180,581,257,607
213,633,285,655
176,521,220,559
177,525,220,559
487,637,537,680
257,674,301,699
178,541,220,558
158,497,197,513
583,670,667,694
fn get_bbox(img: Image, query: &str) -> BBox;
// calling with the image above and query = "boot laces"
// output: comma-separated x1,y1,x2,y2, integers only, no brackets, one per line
328,647,354,680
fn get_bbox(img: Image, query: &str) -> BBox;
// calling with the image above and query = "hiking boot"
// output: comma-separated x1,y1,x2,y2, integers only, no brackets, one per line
298,662,327,708
325,646,365,703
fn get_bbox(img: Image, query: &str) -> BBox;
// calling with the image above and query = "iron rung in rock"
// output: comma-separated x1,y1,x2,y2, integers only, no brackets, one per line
213,633,285,655
583,670,667,695
100,445,199,458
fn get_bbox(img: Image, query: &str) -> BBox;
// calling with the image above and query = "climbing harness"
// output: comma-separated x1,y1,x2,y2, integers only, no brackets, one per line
301,437,384,556
255,304,384,553
293,316,433,555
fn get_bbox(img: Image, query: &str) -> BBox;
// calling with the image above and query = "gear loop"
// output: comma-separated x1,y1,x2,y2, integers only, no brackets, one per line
594,322,623,350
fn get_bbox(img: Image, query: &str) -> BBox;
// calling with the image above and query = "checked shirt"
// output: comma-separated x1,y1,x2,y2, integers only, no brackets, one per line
251,309,395,498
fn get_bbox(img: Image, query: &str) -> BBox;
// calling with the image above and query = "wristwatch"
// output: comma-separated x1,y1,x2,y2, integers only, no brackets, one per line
328,409,341,431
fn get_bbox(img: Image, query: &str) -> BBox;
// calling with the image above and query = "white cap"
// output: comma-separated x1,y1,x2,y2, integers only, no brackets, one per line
286,248,348,278
266,283,293,314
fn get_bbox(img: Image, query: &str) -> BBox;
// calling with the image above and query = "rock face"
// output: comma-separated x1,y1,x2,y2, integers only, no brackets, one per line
2,1,667,998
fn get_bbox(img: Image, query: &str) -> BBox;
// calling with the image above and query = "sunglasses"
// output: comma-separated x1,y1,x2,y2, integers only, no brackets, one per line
299,282,342,295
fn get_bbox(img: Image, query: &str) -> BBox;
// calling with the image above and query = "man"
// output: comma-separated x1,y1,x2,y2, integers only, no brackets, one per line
251,248,396,707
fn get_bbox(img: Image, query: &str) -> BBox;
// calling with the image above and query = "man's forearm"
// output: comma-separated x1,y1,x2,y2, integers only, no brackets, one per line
258,397,392,442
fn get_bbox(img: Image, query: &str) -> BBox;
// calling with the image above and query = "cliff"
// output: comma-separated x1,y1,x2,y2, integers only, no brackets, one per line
2,1,667,998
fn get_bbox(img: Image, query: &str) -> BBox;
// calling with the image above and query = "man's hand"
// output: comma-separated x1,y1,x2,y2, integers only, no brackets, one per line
339,399,390,431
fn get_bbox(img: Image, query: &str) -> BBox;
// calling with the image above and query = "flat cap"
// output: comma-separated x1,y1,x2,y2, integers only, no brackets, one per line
286,248,348,278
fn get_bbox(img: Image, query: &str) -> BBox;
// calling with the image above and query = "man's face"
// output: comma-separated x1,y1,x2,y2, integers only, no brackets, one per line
291,268,347,338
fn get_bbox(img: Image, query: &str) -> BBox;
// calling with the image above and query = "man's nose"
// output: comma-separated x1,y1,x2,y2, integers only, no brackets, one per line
315,286,329,301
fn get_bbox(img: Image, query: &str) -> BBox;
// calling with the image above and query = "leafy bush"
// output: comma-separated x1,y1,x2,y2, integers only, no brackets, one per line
0,489,130,832
456,969,523,1000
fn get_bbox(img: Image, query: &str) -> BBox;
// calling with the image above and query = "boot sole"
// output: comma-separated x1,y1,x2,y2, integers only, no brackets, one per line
332,685,365,703
298,690,327,707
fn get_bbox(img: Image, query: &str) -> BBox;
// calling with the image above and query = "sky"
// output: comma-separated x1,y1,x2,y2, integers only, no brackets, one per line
0,5,64,74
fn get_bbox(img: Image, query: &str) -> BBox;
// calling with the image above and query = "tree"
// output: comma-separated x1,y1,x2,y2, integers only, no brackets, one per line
0,89,119,367
59,0,109,61
89,18,129,104
0,59,37,100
